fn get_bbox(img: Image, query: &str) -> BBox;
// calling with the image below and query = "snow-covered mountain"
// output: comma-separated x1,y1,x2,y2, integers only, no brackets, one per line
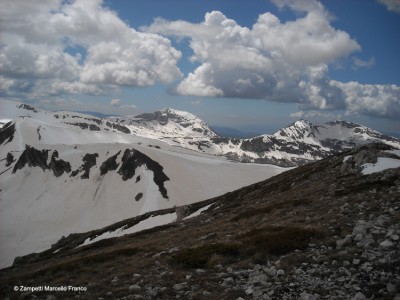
2,100,398,167
107,107,399,167
222,119,400,166
0,100,285,268
110,108,218,139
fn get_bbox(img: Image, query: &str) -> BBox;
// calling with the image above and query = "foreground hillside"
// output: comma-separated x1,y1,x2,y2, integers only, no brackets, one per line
1,143,399,299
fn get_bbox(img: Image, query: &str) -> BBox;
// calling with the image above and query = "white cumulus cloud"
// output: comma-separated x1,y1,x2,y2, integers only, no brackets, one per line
0,0,182,99
146,6,359,101
146,1,400,119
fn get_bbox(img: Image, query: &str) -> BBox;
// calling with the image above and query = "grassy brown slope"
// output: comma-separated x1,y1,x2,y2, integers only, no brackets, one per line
1,144,399,299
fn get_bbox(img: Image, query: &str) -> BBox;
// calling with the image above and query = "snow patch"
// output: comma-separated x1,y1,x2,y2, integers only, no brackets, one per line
362,157,400,175
80,212,177,247
183,204,213,220
343,155,351,162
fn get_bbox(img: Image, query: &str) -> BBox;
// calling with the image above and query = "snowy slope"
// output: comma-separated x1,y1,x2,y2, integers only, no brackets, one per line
0,101,286,268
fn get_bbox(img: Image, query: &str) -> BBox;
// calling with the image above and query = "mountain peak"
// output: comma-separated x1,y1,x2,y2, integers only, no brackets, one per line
17,104,39,113
158,107,199,121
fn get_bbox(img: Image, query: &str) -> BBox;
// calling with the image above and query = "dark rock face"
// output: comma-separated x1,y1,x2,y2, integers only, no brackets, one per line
212,137,241,145
6,153,14,166
0,122,15,145
135,193,143,201
188,140,211,151
241,137,272,153
37,126,42,141
49,150,71,177
65,122,100,131
71,115,102,125
12,146,49,173
105,122,130,134
135,111,169,126
79,153,99,179
11,147,71,176
17,104,38,112
88,118,102,125
118,148,169,199
100,151,121,175
320,138,356,152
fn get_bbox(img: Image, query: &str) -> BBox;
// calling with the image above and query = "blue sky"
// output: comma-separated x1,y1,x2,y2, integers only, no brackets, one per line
0,0,399,136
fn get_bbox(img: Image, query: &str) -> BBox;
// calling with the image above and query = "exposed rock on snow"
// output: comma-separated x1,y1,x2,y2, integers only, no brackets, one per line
99,150,121,175
118,148,170,198
12,145,49,173
49,150,71,177
0,122,15,145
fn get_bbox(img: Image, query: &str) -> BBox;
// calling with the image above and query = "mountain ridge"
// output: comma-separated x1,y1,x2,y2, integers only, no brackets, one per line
1,100,398,168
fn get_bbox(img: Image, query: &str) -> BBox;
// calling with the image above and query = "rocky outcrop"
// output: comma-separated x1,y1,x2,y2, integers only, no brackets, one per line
80,153,99,179
240,136,273,153
11,147,71,176
65,122,100,131
12,146,49,173
105,122,130,134
100,151,121,175
0,122,15,145
17,104,38,112
48,150,71,177
341,143,393,174
71,153,99,179
118,148,169,198
5,152,14,167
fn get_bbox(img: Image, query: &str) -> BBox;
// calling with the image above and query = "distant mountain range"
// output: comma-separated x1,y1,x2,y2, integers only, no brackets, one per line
108,107,400,167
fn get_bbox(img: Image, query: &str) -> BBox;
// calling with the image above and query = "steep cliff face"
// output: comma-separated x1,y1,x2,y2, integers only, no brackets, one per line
0,122,15,145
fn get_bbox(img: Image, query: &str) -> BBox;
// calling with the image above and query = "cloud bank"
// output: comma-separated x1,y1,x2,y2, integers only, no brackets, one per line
146,0,399,120
0,0,182,98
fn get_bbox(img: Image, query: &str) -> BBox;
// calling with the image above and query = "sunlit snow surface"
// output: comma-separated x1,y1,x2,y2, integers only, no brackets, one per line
361,150,400,175
0,100,286,268
79,203,214,247
80,212,178,247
